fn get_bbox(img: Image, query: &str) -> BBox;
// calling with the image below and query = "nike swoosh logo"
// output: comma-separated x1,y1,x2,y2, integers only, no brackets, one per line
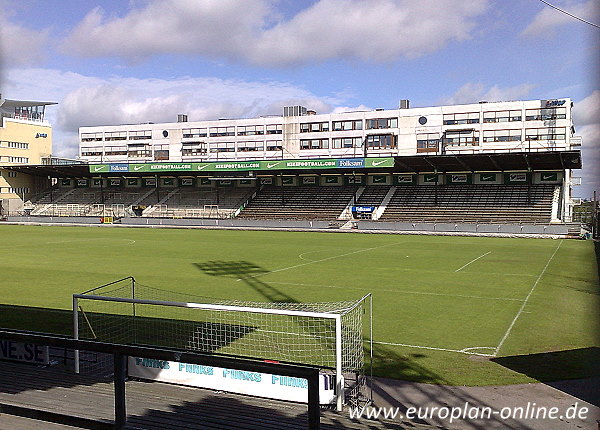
371,160,388,167
482,175,493,180
197,165,209,170
134,165,144,171
93,166,105,172
542,175,554,180
266,162,280,168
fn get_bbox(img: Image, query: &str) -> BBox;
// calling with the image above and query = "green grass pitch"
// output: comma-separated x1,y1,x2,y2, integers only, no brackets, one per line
0,224,598,386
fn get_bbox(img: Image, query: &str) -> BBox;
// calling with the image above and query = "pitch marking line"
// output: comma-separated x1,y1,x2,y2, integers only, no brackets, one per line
373,341,495,357
45,238,136,245
455,251,491,272
237,242,403,281
493,239,563,356
269,281,525,302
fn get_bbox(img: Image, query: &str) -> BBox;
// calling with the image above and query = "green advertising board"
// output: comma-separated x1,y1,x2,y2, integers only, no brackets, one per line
88,157,394,174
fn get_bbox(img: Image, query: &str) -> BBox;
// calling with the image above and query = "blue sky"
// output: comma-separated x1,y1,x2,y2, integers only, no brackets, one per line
1,0,598,197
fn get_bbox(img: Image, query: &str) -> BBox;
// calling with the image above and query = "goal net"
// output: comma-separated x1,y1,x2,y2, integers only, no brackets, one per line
73,277,371,409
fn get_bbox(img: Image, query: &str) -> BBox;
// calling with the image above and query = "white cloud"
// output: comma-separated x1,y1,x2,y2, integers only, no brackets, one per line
521,0,599,37
250,0,490,65
0,8,49,67
60,0,490,66
4,68,337,157
440,82,536,105
331,105,372,114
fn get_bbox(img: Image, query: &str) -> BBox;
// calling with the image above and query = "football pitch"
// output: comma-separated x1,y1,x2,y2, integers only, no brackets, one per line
0,224,598,386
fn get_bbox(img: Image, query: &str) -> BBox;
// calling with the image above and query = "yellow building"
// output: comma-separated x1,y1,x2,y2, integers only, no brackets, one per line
0,97,56,214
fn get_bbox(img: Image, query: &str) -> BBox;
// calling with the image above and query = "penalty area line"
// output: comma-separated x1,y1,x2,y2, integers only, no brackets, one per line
455,251,491,272
493,239,563,356
372,341,495,357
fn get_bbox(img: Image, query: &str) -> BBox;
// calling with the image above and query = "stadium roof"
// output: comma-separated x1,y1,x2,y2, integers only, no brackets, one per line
1,151,581,178
392,151,582,173
0,98,58,108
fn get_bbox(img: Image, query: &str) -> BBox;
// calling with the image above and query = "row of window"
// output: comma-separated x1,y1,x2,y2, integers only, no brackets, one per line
443,107,567,125
0,187,30,194
0,156,29,163
300,135,396,150
82,140,287,157
300,118,397,133
416,127,567,151
0,141,29,149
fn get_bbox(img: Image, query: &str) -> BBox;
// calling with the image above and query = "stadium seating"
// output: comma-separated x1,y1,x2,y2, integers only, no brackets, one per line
238,185,359,220
378,184,556,224
355,186,392,206
26,182,558,225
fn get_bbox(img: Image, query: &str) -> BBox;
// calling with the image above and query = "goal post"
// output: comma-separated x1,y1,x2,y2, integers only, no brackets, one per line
73,277,372,410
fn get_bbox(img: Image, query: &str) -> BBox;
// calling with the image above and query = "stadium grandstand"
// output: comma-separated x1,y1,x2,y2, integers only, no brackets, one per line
0,98,586,236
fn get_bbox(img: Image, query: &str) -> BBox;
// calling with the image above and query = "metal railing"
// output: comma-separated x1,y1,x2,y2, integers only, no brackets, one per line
0,329,322,430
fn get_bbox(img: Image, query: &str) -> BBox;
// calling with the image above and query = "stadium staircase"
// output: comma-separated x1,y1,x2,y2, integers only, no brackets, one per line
378,184,557,224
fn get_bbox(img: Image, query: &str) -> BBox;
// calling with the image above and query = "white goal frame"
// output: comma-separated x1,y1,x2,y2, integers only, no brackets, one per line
73,278,371,411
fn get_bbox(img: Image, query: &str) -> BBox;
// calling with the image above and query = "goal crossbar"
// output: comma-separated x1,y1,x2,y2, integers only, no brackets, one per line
73,294,342,320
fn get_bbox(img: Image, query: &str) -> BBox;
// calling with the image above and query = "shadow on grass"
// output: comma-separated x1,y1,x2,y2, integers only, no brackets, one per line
0,304,72,335
493,347,600,407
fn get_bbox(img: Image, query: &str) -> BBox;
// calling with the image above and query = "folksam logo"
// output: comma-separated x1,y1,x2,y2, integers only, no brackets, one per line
337,158,365,168
109,164,129,172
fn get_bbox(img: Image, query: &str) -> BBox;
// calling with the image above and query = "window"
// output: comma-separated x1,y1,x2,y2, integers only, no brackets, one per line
181,148,206,156
3,141,29,149
300,138,329,150
81,148,102,156
209,142,235,153
266,124,283,134
181,142,207,156
366,134,396,149
209,126,235,137
127,143,151,158
525,127,566,141
154,150,169,160
483,110,522,123
8,171,18,178
129,130,152,140
482,129,522,142
237,141,264,152
332,120,363,131
300,122,329,133
105,131,127,141
443,130,479,146
7,156,29,164
416,133,440,152
366,118,397,129
8,187,30,194
266,140,283,151
332,137,362,148
182,128,207,138
105,146,127,156
443,112,479,125
525,107,566,121
237,125,264,136
81,132,103,142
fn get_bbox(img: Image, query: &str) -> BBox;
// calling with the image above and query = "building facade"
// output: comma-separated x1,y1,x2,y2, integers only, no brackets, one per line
78,99,579,163
0,98,55,213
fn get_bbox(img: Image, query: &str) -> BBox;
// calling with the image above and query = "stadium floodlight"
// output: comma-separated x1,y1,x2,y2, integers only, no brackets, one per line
73,277,372,410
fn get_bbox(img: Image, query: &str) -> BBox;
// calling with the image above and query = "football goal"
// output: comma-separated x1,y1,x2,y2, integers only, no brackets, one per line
73,277,372,410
